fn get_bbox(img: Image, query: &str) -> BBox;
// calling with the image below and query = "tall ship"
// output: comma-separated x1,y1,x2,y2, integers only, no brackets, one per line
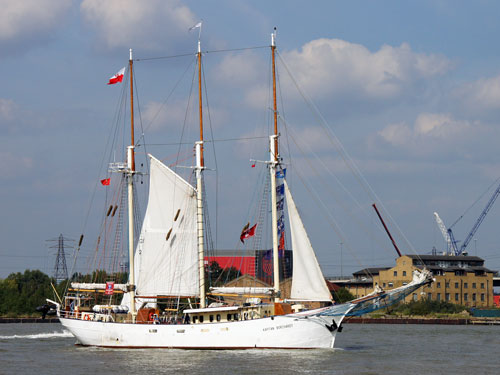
50,29,432,349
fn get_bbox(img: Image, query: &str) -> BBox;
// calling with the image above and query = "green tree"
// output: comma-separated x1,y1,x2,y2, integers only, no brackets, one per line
332,287,355,303
0,270,55,317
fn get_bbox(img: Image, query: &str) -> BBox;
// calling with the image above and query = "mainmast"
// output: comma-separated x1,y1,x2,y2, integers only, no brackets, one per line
195,31,206,308
270,29,281,301
127,48,137,321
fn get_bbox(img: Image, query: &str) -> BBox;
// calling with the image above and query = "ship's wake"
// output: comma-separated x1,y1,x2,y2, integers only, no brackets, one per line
0,330,73,340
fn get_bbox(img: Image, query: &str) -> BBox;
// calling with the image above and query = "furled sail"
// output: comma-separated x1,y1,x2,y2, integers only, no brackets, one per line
133,154,199,297
209,287,274,295
70,283,128,292
284,180,332,301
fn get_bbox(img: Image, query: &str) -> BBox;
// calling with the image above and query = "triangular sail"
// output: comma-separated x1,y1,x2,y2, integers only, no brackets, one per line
284,180,332,301
133,154,199,297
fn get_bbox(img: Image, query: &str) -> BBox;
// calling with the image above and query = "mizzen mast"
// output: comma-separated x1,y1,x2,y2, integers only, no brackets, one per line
127,48,137,321
195,27,206,308
269,29,281,301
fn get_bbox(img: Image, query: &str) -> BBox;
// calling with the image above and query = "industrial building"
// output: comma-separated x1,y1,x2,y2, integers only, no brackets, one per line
338,254,496,308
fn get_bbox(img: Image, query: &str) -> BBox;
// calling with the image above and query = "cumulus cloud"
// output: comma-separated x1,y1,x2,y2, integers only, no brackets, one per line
280,39,450,99
456,74,500,110
215,38,451,109
80,0,198,52
0,0,71,55
378,113,473,149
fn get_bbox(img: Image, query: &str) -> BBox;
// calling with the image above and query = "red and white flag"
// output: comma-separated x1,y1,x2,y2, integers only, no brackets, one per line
240,223,257,243
105,281,115,295
107,67,125,85
100,178,111,186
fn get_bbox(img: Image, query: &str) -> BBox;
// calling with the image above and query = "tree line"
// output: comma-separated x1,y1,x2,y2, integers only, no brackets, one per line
0,269,127,317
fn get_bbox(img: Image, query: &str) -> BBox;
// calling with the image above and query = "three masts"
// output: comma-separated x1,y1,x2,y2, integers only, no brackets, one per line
52,30,433,349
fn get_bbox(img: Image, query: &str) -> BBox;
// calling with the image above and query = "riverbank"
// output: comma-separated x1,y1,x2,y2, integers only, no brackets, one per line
345,317,500,325
0,317,59,323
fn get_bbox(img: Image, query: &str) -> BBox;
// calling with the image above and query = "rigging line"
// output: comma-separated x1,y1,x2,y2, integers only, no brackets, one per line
201,56,219,249
287,148,374,278
282,115,393,258
139,56,197,138
63,65,130,295
134,46,269,62
285,128,378,277
449,176,500,229
204,45,269,54
138,136,269,147
132,64,151,175
175,58,197,169
134,52,195,61
133,46,269,62
276,50,420,259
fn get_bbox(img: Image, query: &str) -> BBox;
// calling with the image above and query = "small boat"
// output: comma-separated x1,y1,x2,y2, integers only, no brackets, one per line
50,29,432,349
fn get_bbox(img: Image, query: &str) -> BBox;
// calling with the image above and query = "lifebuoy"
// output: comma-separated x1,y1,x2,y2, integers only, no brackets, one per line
84,314,91,321
148,312,155,321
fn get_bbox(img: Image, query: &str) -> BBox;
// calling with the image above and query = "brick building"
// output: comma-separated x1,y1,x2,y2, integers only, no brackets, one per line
338,254,496,308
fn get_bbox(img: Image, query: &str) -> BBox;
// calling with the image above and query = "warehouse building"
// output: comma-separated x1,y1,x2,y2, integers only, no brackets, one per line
338,255,496,308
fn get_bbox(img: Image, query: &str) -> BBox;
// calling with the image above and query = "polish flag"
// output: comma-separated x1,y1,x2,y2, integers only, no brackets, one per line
240,223,257,243
100,178,111,186
107,67,125,85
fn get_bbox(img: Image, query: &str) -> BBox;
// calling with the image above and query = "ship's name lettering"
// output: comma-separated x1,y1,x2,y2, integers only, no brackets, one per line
263,324,293,332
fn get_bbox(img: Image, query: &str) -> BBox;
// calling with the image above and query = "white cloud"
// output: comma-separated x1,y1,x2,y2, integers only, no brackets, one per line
214,38,451,108
456,74,500,110
0,0,71,53
280,39,451,99
81,0,198,52
378,113,473,148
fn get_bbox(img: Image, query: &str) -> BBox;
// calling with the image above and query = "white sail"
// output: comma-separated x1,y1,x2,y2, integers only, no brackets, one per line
133,154,199,297
284,180,332,301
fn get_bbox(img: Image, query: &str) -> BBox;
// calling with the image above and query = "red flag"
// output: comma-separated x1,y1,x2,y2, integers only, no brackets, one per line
107,67,125,85
240,223,257,243
251,163,256,168
100,178,111,186
105,281,115,295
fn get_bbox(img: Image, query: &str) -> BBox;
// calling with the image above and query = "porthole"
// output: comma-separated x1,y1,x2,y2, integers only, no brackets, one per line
216,314,221,322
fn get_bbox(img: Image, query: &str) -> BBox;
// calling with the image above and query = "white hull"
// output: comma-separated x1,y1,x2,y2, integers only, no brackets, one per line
59,312,340,349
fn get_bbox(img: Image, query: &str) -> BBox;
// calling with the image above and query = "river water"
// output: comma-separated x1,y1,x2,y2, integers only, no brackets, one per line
0,323,497,374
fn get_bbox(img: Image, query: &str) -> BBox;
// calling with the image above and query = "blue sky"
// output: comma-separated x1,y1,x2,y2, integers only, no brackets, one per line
2,0,500,279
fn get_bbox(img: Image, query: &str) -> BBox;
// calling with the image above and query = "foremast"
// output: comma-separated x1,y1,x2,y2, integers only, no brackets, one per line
127,48,137,322
196,32,206,308
270,30,281,301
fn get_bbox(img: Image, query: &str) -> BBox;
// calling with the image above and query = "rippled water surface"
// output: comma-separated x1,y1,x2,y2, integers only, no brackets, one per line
0,323,497,374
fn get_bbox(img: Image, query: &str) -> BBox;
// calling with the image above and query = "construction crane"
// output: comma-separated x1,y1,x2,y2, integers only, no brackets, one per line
447,181,500,256
433,212,452,254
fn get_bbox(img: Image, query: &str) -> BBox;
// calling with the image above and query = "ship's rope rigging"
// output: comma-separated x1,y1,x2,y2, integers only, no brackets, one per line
64,39,427,297
275,49,425,269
